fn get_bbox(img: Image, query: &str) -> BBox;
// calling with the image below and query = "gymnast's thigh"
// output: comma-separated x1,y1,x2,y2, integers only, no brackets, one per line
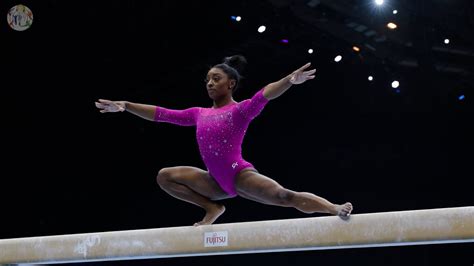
158,166,231,200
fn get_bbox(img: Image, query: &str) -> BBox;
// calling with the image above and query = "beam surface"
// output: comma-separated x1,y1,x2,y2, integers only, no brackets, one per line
1,207,473,264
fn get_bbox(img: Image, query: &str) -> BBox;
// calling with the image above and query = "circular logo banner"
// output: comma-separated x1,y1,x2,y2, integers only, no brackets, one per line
7,4,33,31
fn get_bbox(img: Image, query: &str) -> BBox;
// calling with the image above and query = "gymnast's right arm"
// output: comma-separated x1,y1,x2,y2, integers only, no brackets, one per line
95,99,156,121
95,99,199,126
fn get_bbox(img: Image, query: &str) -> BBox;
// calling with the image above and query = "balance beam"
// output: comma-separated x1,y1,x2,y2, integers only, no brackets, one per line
1,206,473,264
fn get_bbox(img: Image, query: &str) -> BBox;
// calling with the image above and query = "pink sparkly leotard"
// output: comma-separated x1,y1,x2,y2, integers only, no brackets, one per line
154,88,269,197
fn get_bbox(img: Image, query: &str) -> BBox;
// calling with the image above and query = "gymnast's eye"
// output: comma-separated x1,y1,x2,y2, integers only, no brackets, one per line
205,76,221,83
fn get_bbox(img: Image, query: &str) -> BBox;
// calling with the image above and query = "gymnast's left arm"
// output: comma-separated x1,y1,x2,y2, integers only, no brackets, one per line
262,62,316,100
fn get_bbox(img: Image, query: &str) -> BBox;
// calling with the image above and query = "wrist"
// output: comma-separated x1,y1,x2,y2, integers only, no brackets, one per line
121,101,129,112
288,74,296,85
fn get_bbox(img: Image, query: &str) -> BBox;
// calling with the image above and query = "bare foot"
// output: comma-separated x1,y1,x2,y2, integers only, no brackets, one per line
194,204,226,226
331,202,353,219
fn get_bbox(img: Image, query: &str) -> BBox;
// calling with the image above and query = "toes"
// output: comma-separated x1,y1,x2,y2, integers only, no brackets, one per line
338,203,352,217
344,203,353,211
339,212,350,220
338,209,349,217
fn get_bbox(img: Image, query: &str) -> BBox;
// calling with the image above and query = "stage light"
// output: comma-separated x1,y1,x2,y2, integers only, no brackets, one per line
308,48,314,54
375,0,384,6
393,10,398,14
352,46,360,52
368,76,374,81
444,38,450,44
230,16,242,22
334,55,342,62
387,22,397,29
258,25,266,33
391,80,400,88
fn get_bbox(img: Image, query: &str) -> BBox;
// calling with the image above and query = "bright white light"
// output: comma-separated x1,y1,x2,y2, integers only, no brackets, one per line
334,55,342,62
444,38,450,44
393,10,398,14
308,48,314,54
257,25,266,33
368,76,374,81
236,16,242,22
391,80,400,88
387,22,397,29
375,0,384,6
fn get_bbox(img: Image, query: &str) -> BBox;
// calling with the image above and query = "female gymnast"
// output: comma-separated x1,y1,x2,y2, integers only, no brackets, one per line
95,55,353,226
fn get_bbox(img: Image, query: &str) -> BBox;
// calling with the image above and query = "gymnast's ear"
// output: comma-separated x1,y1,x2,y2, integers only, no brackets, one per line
229,79,236,90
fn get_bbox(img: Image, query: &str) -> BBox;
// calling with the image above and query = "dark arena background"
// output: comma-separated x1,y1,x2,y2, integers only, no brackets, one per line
1,0,473,265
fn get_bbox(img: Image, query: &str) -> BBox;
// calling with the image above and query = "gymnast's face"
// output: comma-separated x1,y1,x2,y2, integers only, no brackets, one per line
205,68,236,100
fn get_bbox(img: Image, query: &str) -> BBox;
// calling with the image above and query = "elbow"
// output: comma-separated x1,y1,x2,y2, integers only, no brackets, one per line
262,86,276,101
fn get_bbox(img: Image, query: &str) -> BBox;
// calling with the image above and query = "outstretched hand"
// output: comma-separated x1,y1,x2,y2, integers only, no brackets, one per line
289,62,316,85
95,99,126,113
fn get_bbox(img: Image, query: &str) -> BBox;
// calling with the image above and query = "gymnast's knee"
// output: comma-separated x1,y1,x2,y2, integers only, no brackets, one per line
156,167,174,187
275,189,295,205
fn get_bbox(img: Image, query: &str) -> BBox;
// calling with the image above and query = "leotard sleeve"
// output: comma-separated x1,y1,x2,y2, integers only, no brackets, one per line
238,88,269,120
154,106,200,126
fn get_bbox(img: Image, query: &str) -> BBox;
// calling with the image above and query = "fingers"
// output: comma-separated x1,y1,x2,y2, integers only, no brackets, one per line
95,102,111,110
304,69,316,75
297,62,311,71
302,69,316,80
98,99,112,104
95,100,116,110
95,101,113,113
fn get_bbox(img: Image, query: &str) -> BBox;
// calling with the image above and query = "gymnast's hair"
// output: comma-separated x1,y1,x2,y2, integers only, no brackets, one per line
212,55,247,93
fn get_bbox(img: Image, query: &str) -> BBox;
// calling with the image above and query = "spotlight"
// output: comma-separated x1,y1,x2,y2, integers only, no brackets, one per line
334,55,342,62
308,48,314,54
368,76,374,81
375,0,384,6
258,25,266,33
387,22,397,29
391,80,400,88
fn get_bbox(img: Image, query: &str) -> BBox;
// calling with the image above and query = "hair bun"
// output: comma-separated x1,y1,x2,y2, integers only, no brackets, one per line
223,55,247,74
